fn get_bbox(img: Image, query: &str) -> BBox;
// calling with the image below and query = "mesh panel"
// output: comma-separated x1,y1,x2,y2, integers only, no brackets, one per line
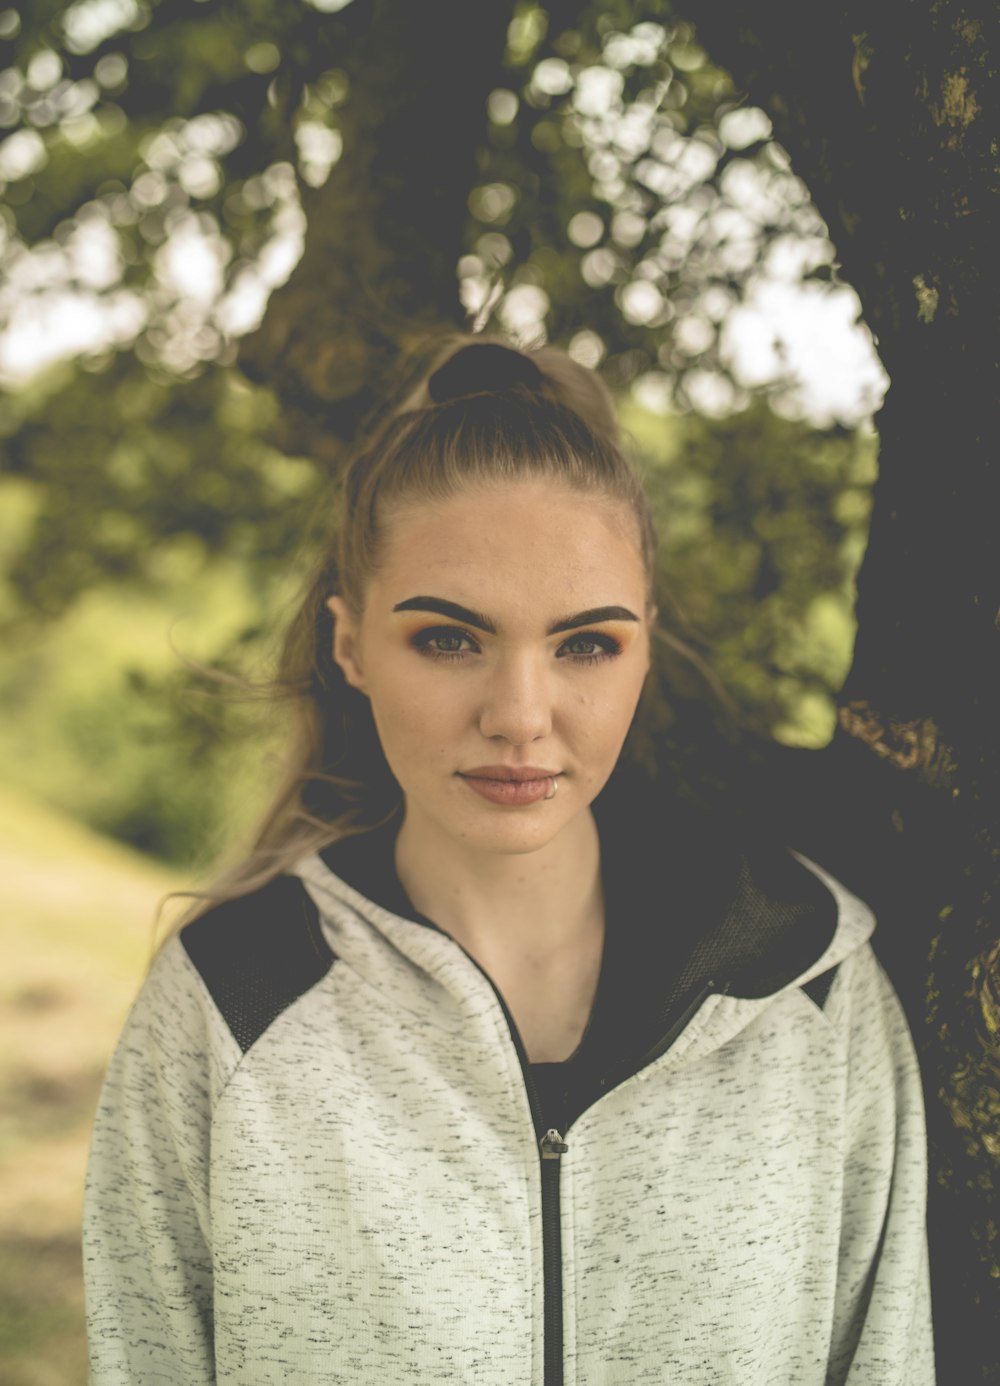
181,875,335,1054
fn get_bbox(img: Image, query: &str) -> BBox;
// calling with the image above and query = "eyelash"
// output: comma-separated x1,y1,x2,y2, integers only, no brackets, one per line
411,626,623,667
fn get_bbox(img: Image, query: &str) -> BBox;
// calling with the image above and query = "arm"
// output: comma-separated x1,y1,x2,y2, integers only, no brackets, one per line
827,944,935,1385
83,936,239,1385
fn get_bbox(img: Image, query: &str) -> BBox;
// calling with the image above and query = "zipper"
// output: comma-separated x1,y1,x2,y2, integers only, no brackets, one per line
457,967,563,1371
540,1128,568,1386
445,940,569,1384
448,937,720,1386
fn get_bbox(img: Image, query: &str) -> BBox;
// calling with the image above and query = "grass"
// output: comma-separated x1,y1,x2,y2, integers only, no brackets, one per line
0,783,181,1386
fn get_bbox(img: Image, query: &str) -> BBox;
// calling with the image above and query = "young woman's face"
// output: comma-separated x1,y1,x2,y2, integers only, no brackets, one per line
327,480,656,855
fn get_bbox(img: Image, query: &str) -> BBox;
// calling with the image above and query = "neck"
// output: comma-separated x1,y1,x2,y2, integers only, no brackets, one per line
394,804,605,969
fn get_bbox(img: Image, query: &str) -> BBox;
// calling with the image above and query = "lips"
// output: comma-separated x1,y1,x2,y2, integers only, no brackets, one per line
460,773,559,806
459,765,560,782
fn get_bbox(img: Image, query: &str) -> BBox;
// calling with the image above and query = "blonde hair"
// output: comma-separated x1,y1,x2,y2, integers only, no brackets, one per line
157,329,733,941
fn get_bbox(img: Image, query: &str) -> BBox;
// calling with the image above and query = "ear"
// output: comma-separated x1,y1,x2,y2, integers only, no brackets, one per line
325,595,368,695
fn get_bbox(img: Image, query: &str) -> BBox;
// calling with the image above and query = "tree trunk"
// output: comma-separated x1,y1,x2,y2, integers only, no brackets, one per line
685,2,1000,1374
237,0,515,465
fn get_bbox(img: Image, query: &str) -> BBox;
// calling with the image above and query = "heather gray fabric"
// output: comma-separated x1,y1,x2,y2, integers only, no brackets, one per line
83,848,933,1384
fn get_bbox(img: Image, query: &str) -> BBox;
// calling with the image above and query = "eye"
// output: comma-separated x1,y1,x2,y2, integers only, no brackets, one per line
409,632,620,668
560,633,622,665
411,627,478,662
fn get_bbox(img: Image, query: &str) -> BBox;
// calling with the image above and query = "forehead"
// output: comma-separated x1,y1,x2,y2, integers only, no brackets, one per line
375,482,644,596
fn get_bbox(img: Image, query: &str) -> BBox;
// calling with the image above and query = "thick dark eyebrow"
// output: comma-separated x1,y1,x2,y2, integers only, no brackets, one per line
392,596,639,636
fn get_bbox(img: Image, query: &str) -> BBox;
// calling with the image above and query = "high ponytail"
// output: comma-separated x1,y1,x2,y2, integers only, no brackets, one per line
408,333,621,443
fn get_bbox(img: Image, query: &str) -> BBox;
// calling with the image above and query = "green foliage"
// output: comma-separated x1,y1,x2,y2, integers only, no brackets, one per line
0,355,319,619
0,557,298,866
629,398,876,744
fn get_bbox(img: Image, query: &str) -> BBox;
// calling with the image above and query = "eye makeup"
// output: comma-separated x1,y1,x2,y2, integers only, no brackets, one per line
407,624,625,667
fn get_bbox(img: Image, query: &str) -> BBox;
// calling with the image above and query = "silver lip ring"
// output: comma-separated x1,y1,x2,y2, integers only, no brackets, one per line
545,775,559,800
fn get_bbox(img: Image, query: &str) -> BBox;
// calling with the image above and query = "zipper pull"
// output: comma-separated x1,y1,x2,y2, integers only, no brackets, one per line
540,1128,568,1159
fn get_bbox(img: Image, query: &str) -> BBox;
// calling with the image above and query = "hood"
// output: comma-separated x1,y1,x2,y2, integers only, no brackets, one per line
301,761,874,1081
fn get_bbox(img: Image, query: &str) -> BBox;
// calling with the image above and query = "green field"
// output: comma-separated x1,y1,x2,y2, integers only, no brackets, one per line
0,785,181,1386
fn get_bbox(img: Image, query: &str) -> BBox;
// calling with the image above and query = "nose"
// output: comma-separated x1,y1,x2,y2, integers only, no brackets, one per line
477,650,554,745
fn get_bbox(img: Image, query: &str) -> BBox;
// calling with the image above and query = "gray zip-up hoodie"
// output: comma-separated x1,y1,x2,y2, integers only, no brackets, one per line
83,771,934,1383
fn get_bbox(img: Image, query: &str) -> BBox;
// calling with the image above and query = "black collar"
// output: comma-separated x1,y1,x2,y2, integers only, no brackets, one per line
319,761,837,1039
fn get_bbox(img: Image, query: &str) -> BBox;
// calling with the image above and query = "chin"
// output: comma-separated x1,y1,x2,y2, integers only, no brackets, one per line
450,807,572,854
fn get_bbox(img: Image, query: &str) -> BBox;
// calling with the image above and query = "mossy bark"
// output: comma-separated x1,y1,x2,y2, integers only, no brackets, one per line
686,2,1000,1374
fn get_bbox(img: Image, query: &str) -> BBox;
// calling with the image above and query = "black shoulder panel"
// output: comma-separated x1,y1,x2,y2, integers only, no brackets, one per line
180,874,335,1053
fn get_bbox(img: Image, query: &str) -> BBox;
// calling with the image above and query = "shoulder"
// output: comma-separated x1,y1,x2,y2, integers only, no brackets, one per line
179,874,335,1054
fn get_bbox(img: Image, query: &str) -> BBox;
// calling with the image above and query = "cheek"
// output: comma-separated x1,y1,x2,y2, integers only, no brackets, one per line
369,660,459,749
567,676,644,747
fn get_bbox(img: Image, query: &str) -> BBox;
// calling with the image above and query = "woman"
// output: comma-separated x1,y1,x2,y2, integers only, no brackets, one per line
83,334,934,1383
